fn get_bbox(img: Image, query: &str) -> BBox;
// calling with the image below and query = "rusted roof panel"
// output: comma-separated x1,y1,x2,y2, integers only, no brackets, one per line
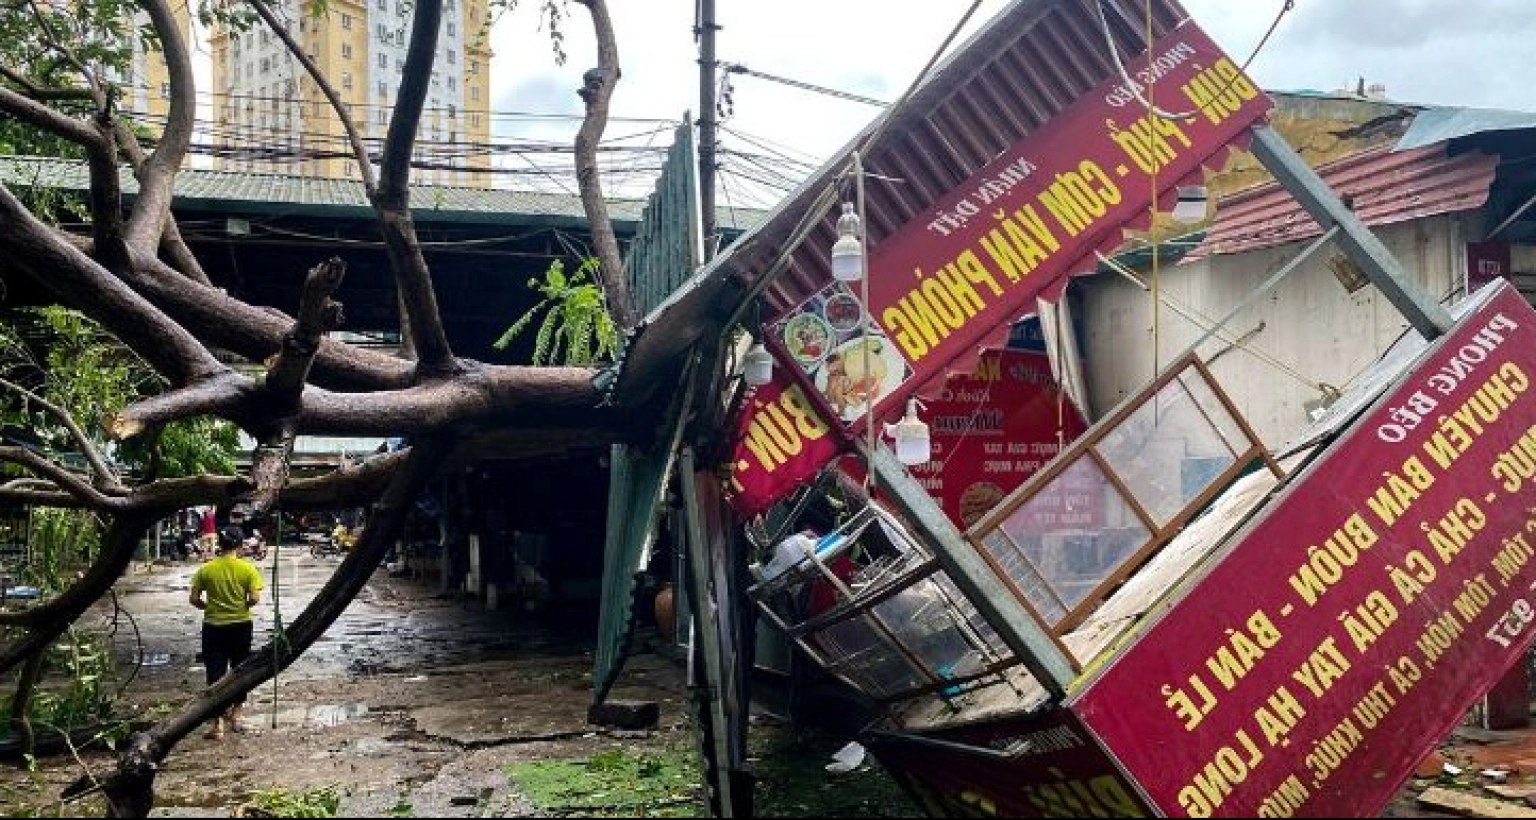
1191,143,1499,259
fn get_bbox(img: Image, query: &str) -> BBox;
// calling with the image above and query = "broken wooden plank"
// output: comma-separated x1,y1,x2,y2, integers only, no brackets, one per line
1418,786,1536,818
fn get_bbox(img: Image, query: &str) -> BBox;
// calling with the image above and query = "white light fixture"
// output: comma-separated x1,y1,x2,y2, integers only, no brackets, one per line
830,201,864,282
1171,185,1209,224
885,398,932,466
743,341,774,386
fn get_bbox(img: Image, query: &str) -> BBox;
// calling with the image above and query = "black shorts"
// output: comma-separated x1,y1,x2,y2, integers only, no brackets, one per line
202,620,254,690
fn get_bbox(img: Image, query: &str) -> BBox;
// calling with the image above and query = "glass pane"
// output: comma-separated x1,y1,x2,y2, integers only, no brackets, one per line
813,616,926,699
1096,373,1236,525
1177,370,1250,460
994,458,1150,619
871,577,988,684
979,530,1067,624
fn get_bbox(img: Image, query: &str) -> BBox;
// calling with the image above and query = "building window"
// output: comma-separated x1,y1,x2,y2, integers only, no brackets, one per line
341,14,351,29
447,21,456,36
446,49,456,64
467,60,478,75
470,85,478,101
159,82,170,99
377,109,388,125
341,72,353,90
470,112,480,127
378,53,387,69
377,81,388,97
341,42,352,59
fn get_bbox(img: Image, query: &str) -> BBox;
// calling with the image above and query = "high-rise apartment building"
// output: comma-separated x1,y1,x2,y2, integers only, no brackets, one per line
210,0,492,186
121,6,191,130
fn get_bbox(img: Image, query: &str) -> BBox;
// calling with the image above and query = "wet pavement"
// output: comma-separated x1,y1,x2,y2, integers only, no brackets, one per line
1,548,699,817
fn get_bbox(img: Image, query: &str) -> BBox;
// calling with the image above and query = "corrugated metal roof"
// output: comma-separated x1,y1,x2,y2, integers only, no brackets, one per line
618,0,1194,398
0,154,765,231
1190,142,1499,258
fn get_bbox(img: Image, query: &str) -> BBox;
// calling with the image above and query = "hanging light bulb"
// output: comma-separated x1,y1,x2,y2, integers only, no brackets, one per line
830,201,864,282
1171,185,1209,224
884,398,932,466
743,341,774,387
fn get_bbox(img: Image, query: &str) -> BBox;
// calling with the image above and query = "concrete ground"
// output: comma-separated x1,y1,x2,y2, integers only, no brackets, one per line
0,549,703,817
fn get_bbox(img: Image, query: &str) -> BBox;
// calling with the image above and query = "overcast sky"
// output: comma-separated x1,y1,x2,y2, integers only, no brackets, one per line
486,0,1536,201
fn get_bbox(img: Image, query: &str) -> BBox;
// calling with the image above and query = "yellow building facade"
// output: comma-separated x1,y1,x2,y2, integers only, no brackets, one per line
211,0,492,186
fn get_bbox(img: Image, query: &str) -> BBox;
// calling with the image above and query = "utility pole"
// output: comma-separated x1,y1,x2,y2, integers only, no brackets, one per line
697,0,719,261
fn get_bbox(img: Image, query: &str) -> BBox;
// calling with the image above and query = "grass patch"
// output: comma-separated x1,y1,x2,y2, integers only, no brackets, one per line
504,746,703,817
241,785,341,818
749,723,920,818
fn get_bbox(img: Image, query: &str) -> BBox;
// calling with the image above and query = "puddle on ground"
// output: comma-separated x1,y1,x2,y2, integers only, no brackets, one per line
263,702,370,728
309,702,369,726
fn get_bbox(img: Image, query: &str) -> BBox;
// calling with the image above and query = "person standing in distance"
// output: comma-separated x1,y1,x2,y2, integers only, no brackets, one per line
189,526,264,739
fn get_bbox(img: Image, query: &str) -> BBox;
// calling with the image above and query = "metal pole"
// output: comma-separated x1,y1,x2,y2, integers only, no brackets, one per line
1248,124,1453,340
697,0,719,260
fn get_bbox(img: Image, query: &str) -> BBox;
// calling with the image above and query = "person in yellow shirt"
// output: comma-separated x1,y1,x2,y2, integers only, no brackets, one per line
189,526,264,740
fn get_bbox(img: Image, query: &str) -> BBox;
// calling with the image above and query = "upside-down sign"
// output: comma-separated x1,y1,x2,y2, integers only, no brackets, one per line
730,18,1272,517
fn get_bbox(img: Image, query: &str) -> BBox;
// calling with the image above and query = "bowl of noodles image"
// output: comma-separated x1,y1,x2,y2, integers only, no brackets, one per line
782,312,833,369
813,334,907,422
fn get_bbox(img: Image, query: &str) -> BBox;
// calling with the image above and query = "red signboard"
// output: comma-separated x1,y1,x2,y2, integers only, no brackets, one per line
726,373,843,516
907,349,1088,529
866,708,1153,817
765,20,1273,434
730,19,1272,517
1467,241,1511,293
1074,282,1536,817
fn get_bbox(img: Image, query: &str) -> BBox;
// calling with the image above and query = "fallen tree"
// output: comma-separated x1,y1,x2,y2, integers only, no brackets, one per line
0,0,655,813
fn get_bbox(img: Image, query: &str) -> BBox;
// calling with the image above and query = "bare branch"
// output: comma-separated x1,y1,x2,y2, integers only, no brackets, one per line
108,371,251,439
85,111,132,274
0,375,120,487
113,122,212,286
0,84,96,144
123,0,195,247
0,446,117,508
0,187,227,386
370,0,456,372
572,0,638,329
264,257,346,397
119,247,412,391
245,0,377,193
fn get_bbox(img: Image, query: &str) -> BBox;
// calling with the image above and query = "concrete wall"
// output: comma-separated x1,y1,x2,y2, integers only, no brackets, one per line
1077,213,1483,450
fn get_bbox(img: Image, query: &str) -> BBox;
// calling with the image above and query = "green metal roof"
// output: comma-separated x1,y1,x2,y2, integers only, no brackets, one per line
0,155,765,230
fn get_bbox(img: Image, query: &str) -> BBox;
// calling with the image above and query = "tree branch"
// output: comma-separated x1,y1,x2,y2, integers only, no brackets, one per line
119,247,412,392
0,84,96,144
103,438,454,817
0,187,226,387
371,0,455,373
264,257,345,397
0,514,152,651
572,0,637,329
113,122,211,286
0,375,120,488
0,446,117,509
107,371,251,440
0,64,92,101
122,0,195,248
245,0,377,194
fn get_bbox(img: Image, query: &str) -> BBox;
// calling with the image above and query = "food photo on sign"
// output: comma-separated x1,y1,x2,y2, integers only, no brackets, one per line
770,283,914,423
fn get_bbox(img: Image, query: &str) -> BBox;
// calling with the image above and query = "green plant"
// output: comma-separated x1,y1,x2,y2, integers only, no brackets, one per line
245,785,341,818
504,745,701,817
494,257,621,366
0,628,120,736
